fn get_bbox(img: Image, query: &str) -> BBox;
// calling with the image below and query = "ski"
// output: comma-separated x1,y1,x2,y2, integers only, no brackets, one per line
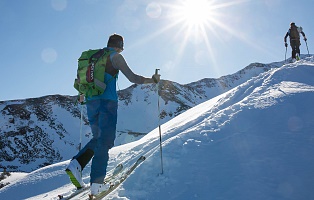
88,156,146,200
58,186,89,200
58,163,123,200
105,163,124,183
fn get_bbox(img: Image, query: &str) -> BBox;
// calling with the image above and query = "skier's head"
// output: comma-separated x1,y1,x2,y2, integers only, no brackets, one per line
290,22,296,27
107,34,124,51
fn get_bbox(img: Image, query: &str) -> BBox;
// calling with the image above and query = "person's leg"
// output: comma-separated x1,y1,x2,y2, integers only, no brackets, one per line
90,100,118,184
291,47,297,59
290,40,298,59
296,45,301,57
73,99,101,169
66,99,104,188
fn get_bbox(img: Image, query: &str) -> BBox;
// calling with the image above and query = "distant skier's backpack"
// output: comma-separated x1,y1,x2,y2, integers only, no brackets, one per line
74,48,113,97
290,24,300,40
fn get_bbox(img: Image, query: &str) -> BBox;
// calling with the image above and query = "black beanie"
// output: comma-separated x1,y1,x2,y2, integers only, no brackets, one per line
107,34,124,50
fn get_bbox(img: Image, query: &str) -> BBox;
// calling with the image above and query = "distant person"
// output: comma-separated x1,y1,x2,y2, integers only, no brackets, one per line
65,34,160,197
284,22,307,61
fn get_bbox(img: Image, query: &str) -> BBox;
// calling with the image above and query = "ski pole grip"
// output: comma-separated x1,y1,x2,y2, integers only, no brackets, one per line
155,68,160,75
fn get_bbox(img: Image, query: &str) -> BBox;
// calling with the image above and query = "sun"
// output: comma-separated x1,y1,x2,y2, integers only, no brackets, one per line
165,0,220,63
167,0,221,45
166,0,249,41
144,0,248,76
175,0,214,27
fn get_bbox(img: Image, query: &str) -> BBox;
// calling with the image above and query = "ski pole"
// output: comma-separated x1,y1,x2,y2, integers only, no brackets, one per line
79,103,83,151
305,40,310,56
155,68,164,175
285,46,287,63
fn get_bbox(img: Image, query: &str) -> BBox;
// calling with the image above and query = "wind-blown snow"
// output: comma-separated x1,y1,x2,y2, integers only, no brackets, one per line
1,57,314,200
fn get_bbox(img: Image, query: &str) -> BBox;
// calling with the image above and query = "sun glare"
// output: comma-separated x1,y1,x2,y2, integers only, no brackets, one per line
166,0,220,67
163,0,248,56
142,0,247,77
176,0,214,27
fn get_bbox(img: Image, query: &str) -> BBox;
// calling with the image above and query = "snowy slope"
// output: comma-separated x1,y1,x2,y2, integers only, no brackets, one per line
0,61,281,172
1,57,314,200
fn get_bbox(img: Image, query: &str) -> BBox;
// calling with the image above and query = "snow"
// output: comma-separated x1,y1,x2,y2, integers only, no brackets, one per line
1,57,314,200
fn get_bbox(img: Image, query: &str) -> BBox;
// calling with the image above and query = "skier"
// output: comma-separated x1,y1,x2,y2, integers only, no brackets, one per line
66,33,160,197
284,22,307,62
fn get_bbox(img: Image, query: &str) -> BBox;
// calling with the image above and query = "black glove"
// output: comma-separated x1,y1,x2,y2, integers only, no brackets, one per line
285,43,288,47
304,37,307,41
152,74,160,83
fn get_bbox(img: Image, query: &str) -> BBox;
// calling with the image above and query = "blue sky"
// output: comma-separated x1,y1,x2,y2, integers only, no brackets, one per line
0,0,313,101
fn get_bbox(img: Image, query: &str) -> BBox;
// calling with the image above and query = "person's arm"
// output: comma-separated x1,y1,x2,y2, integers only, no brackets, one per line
284,31,289,43
301,31,307,41
284,31,289,47
111,53,157,84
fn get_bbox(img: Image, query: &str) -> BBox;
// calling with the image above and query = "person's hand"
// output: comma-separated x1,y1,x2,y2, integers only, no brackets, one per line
285,43,288,47
304,37,307,41
78,94,85,103
152,74,160,83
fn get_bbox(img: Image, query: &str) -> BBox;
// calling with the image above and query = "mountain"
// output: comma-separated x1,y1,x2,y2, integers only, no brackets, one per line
0,61,283,172
0,56,314,200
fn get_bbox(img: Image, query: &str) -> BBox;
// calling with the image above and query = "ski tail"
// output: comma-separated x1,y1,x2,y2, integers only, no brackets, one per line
91,156,146,200
104,163,123,183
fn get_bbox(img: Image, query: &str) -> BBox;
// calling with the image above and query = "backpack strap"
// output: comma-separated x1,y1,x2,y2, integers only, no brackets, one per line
88,49,104,63
104,51,119,85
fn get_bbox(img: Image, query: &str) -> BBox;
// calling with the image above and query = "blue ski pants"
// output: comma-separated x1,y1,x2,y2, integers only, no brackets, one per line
74,99,118,184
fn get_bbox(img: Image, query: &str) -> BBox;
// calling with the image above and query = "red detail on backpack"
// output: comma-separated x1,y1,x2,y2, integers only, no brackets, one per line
86,64,94,83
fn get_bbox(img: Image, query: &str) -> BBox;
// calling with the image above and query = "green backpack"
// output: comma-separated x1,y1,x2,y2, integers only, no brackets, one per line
74,48,113,97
